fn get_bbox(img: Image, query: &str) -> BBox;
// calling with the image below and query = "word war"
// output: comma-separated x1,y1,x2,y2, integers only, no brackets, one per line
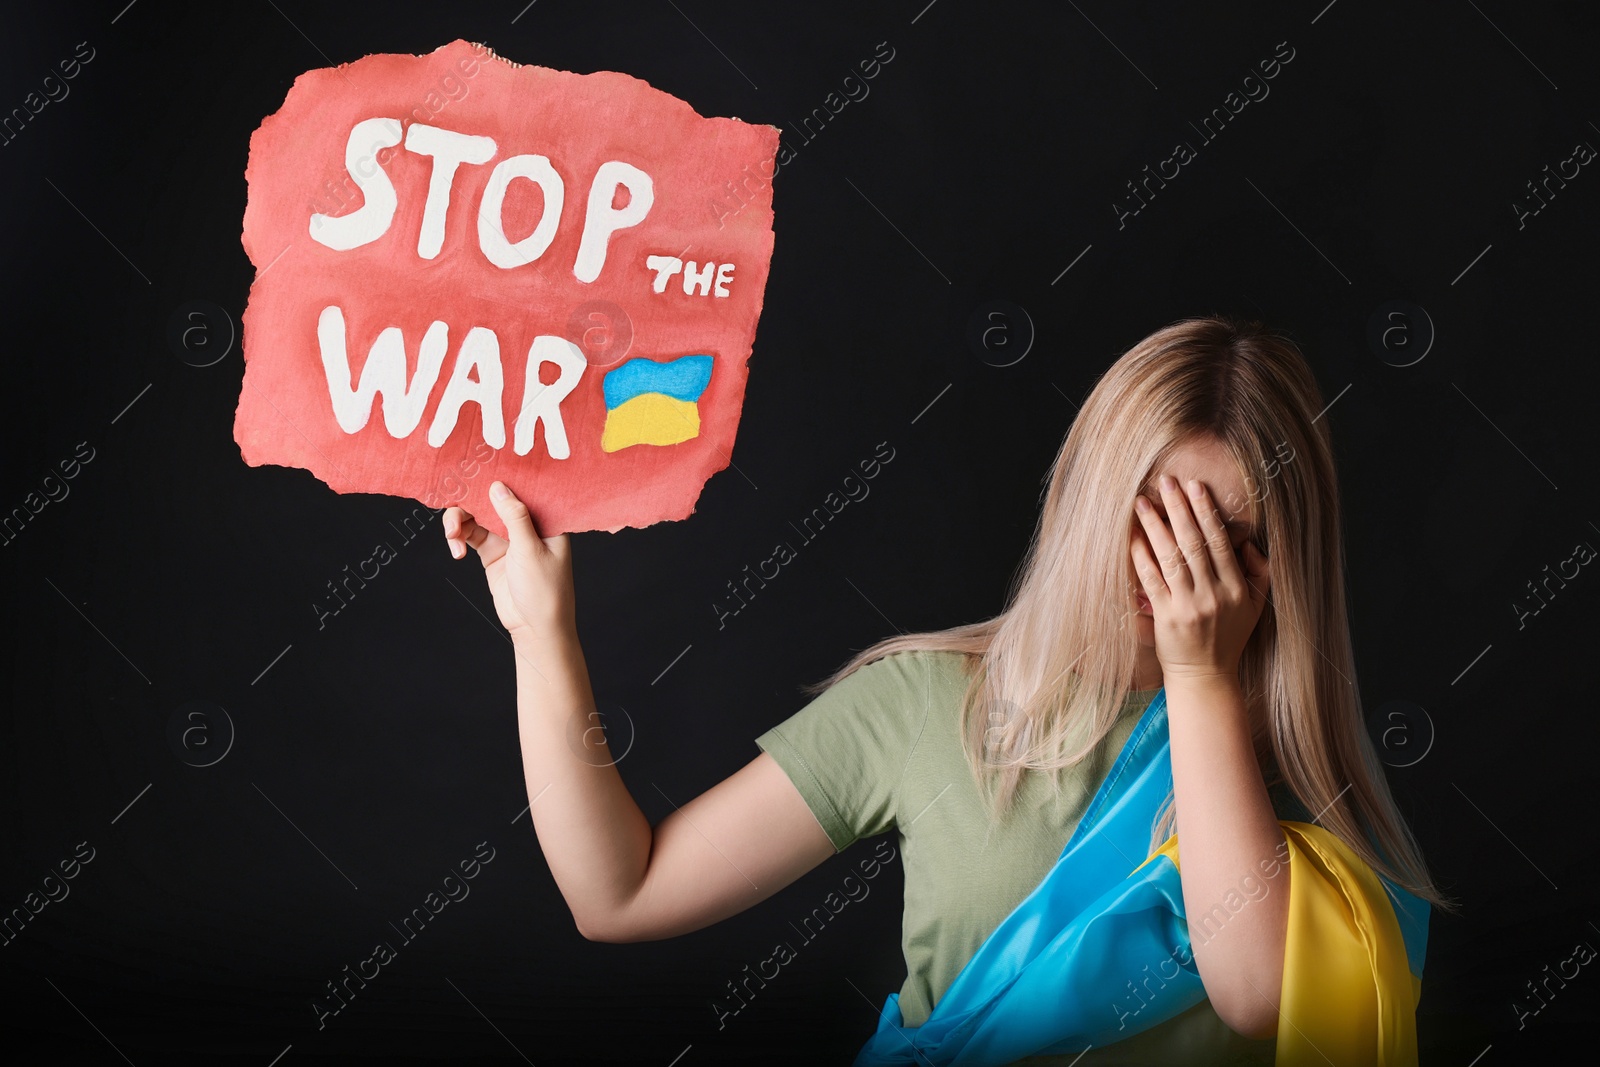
319,309,718,459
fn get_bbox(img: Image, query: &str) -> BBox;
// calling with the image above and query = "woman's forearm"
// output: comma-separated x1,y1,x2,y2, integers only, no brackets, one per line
511,628,653,939
1164,671,1289,1039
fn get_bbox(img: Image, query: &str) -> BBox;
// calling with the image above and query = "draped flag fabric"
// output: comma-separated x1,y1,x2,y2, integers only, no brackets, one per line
852,689,1429,1067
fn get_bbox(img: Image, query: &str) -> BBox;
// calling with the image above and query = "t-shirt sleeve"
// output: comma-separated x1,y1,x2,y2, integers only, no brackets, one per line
754,650,940,853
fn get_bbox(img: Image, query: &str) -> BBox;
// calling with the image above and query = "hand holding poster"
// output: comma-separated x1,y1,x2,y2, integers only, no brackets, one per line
234,40,779,537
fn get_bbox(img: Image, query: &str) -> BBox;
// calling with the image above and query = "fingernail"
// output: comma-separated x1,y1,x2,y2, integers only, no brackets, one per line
1135,495,1151,512
490,481,509,502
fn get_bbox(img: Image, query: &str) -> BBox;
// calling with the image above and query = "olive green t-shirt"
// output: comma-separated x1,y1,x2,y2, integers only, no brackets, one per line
754,649,1276,1066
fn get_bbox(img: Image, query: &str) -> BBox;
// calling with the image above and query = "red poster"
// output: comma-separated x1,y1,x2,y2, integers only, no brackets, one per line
235,39,779,537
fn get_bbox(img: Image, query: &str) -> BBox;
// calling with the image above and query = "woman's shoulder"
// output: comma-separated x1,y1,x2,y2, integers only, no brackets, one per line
837,647,977,689
778,649,974,736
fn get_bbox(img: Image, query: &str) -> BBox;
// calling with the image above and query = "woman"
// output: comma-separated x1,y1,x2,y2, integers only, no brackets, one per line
443,315,1445,1065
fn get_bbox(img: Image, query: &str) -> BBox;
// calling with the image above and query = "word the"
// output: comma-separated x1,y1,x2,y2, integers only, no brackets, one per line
1,40,94,147
713,440,896,629
1112,836,1290,1030
1113,40,1295,230
1512,538,1595,630
713,838,896,1029
644,256,736,297
314,501,447,628
1513,141,1596,230
2,440,96,547
1,841,96,946
312,118,653,283
312,840,496,1029
309,42,490,223
1513,936,1595,1029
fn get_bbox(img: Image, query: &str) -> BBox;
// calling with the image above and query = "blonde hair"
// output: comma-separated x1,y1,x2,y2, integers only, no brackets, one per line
808,314,1448,908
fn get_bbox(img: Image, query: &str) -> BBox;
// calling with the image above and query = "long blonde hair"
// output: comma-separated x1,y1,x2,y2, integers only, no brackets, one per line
809,314,1447,907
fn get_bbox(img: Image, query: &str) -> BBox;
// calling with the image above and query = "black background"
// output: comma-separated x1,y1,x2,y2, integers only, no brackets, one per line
3,1,1597,1063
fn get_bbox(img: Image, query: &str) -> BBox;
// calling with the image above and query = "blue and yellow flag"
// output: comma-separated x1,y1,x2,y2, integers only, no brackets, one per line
851,688,1429,1066
600,355,714,452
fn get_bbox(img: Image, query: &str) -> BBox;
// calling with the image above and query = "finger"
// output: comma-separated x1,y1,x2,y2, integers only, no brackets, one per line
1183,478,1244,588
1129,527,1169,604
444,506,508,566
442,506,468,559
489,480,546,557
1134,492,1189,590
1158,476,1213,586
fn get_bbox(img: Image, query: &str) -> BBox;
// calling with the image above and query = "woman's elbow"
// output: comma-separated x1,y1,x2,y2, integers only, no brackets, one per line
576,895,672,942
1212,989,1280,1041
576,912,633,943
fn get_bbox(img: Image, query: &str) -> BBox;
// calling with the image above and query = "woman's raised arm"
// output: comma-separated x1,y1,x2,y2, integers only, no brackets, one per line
445,482,836,943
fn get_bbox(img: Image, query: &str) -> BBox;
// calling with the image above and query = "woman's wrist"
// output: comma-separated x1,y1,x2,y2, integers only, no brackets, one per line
1161,668,1243,701
510,618,580,659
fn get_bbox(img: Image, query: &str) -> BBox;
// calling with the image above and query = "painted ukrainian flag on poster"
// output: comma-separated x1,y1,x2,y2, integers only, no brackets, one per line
601,355,715,452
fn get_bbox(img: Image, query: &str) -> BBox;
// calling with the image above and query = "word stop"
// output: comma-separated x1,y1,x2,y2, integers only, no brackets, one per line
310,117,653,282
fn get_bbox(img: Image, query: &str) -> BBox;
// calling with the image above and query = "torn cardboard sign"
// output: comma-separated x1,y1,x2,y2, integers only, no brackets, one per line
235,39,778,537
